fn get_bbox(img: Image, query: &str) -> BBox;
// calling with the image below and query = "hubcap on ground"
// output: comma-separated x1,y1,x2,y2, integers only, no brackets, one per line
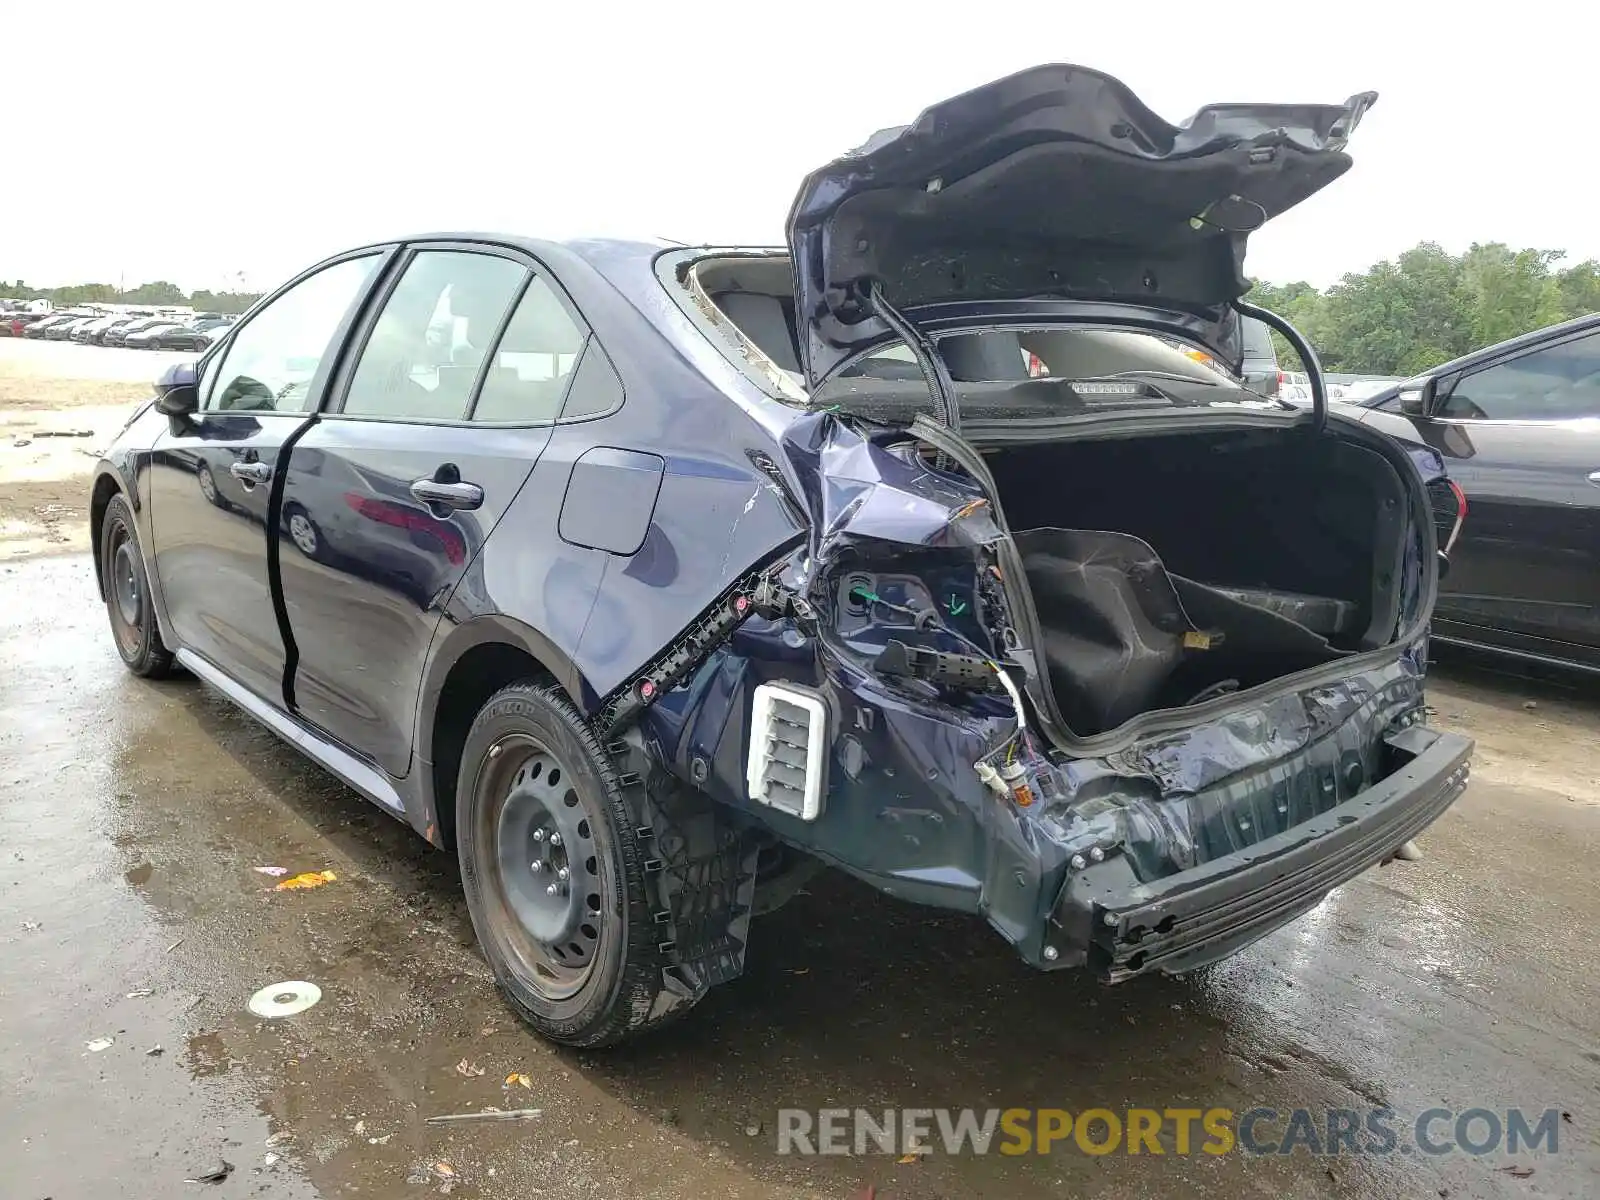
288,513,318,555
486,737,604,999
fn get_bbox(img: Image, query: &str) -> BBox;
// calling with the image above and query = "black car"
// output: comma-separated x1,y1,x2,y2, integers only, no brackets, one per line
1343,314,1600,674
90,64,1472,1048
152,323,229,352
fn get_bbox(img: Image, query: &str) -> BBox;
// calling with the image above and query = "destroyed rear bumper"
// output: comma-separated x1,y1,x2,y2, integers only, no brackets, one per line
1046,725,1473,978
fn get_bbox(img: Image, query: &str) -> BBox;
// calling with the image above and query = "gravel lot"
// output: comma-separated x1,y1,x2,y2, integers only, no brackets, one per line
0,337,184,558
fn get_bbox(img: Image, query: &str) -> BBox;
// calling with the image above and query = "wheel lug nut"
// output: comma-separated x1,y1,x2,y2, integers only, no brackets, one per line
549,833,562,847
530,861,542,874
546,883,559,896
557,867,569,880
532,829,545,842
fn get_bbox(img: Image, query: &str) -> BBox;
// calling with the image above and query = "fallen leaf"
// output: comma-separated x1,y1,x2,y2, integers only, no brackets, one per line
264,1133,294,1148
455,1059,485,1078
86,1037,114,1053
126,988,155,998
368,1134,392,1145
274,870,337,892
790,968,810,976
252,866,290,877
505,1073,532,1089
263,1152,280,1167
353,1121,365,1135
896,1153,921,1164
1498,1165,1535,1178
434,1161,456,1177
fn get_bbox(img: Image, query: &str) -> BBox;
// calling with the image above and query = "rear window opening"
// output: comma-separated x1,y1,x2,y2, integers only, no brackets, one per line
688,253,1270,422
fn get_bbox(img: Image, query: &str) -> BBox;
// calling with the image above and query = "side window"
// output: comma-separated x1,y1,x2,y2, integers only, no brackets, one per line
342,251,527,421
471,277,589,422
1438,331,1600,421
205,256,378,413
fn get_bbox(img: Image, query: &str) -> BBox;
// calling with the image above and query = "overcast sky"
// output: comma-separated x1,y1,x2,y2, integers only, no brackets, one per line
4,1,1592,293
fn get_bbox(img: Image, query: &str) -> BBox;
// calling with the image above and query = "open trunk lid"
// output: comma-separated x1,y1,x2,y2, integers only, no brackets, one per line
786,63,1375,389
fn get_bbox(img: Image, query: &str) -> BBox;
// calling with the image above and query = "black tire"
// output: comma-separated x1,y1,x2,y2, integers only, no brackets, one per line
456,681,685,1047
100,494,175,678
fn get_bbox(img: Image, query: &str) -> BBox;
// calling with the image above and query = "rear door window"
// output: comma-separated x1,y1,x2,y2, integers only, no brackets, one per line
340,250,527,422
471,277,593,423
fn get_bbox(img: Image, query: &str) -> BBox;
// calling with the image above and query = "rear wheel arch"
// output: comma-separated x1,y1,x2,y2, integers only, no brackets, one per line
422,620,593,850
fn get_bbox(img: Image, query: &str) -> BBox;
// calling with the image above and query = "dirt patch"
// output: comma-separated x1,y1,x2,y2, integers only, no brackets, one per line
1,340,160,559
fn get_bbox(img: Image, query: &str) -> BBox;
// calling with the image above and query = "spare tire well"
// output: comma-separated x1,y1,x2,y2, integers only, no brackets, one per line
428,642,554,850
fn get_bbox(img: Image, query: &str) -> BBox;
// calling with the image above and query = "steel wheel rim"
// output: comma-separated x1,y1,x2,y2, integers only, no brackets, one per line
479,733,605,1001
287,513,318,556
106,524,143,655
197,466,216,501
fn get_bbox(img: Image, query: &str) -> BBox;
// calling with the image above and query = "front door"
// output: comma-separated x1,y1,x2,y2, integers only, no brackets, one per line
1404,326,1600,665
149,252,385,704
276,246,594,776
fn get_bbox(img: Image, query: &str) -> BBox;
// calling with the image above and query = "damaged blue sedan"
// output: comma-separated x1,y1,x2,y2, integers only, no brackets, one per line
91,64,1473,1046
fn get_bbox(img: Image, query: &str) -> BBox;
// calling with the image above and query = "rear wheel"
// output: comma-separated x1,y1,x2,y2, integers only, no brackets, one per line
100,494,174,678
456,682,686,1047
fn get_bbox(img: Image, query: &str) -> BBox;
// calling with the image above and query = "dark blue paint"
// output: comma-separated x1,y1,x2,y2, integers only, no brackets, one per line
558,447,665,556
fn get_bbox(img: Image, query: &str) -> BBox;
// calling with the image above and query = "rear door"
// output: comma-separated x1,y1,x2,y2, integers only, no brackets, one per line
148,252,385,704
276,243,594,776
1396,327,1600,666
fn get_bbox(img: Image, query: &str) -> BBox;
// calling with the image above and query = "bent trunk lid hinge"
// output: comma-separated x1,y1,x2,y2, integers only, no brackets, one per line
1233,299,1329,432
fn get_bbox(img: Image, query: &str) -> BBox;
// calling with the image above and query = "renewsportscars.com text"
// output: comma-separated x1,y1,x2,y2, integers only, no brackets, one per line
775,1107,1566,1158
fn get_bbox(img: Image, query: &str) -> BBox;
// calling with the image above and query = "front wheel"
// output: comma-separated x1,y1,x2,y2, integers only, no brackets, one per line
456,682,688,1047
100,494,175,678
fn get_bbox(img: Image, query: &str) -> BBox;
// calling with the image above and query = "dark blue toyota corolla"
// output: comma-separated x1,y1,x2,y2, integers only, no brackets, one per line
91,64,1472,1046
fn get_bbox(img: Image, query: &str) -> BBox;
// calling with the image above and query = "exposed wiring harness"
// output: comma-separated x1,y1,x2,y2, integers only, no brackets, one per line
847,584,1036,765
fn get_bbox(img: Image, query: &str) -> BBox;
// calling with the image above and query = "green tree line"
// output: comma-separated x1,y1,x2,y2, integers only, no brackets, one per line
1250,242,1600,376
0,279,263,315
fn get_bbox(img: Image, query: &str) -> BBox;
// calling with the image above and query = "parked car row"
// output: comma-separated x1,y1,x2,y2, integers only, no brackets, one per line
0,306,234,350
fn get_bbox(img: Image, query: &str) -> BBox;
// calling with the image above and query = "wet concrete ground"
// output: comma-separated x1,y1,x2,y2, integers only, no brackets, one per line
3,554,1598,1199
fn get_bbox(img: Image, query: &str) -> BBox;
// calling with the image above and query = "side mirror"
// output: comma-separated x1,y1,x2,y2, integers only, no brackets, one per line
1398,378,1434,417
153,360,200,417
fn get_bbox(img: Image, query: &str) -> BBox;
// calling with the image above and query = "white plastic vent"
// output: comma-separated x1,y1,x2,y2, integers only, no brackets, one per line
746,683,828,821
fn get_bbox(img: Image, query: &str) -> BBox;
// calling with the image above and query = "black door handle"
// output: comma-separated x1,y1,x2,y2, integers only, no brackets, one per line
410,477,484,512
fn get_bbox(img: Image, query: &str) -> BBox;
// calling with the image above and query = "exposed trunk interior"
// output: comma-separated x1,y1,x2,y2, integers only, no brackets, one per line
983,427,1414,736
